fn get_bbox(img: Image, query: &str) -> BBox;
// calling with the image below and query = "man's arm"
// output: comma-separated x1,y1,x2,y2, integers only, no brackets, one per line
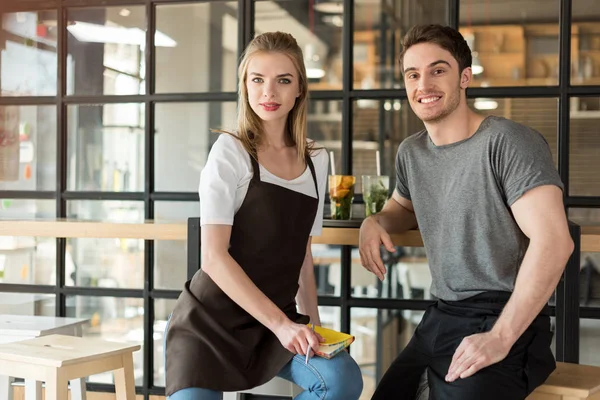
374,190,418,234
359,190,418,280
446,185,574,382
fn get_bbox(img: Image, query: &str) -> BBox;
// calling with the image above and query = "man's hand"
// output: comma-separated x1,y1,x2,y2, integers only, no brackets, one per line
445,331,513,382
359,216,395,281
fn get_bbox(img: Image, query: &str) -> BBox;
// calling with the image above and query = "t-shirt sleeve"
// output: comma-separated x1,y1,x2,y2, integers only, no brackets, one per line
199,134,244,226
494,125,564,206
310,148,329,236
395,142,412,200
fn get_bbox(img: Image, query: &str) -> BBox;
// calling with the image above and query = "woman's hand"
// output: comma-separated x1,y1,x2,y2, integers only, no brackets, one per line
273,321,324,355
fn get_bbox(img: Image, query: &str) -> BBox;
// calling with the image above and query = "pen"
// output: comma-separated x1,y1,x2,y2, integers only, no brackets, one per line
305,323,315,364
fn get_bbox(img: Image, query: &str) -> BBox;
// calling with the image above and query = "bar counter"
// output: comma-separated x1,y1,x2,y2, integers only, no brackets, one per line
0,219,597,251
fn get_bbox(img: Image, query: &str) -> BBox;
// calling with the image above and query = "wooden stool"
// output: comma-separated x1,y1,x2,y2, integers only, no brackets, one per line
0,314,89,400
528,362,600,400
0,334,140,400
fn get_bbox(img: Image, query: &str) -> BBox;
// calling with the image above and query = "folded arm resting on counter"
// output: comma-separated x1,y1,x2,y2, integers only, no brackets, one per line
446,185,574,382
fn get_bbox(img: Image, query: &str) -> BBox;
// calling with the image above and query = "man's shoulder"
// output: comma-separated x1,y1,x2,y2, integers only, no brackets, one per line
484,115,549,147
398,129,428,152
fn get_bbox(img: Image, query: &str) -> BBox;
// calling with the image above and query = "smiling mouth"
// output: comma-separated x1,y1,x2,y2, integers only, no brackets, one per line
418,96,442,104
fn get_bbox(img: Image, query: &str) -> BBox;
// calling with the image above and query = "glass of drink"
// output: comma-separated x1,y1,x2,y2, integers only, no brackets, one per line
362,175,389,217
328,175,355,220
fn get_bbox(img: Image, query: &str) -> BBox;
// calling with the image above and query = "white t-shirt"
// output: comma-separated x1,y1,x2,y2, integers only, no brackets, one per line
199,134,329,236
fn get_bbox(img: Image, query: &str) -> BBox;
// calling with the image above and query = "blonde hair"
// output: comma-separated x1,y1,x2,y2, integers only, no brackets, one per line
217,31,316,162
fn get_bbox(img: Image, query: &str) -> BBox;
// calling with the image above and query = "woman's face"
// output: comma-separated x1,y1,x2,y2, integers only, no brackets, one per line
246,52,301,124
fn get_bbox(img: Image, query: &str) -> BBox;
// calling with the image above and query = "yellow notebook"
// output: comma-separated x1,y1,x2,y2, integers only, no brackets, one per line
308,324,355,359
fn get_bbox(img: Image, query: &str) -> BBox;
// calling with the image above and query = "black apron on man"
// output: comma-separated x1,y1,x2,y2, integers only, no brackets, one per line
166,153,319,396
371,291,556,400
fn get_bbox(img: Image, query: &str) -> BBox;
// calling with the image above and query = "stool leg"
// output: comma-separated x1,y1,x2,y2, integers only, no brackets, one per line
0,375,13,400
70,377,87,400
114,353,136,400
45,368,68,400
24,379,42,400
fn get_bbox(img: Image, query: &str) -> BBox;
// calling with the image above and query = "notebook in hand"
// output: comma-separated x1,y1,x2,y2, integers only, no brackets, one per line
309,324,355,359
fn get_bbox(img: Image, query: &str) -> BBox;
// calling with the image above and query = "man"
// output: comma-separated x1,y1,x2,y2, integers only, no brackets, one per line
359,24,574,400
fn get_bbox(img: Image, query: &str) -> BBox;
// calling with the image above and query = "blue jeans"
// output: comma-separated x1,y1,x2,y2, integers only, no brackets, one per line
168,351,363,400
165,318,363,400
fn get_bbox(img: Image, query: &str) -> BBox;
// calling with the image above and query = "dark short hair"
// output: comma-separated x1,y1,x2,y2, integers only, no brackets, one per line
399,24,472,74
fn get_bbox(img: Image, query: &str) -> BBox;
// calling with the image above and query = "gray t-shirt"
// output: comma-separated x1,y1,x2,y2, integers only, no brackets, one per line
395,115,563,301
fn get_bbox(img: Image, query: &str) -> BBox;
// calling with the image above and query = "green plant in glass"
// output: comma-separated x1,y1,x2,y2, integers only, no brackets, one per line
362,175,389,217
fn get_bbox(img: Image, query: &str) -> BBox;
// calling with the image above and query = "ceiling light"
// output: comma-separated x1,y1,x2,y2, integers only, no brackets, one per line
321,15,343,27
464,33,484,75
304,43,325,79
67,21,176,47
471,51,484,75
119,8,131,17
314,0,343,14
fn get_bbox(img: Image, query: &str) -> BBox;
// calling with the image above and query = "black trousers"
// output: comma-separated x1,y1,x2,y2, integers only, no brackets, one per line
371,291,556,400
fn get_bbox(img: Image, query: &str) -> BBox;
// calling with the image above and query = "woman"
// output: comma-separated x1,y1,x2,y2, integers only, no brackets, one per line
165,31,363,400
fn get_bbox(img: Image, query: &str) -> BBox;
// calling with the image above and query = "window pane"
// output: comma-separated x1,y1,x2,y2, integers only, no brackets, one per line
255,1,343,91
67,200,143,222
67,6,146,96
459,0,560,87
354,0,447,90
66,201,144,288
1,10,57,96
0,105,56,190
569,208,600,226
312,244,341,297
0,237,56,285
307,100,343,219
154,298,176,387
348,245,429,300
0,199,55,219
156,2,237,93
572,1,600,85
65,237,143,288
570,97,600,196
154,201,198,290
66,295,143,385
351,307,423,399
67,104,144,192
154,102,236,192
580,319,600,366
0,292,55,315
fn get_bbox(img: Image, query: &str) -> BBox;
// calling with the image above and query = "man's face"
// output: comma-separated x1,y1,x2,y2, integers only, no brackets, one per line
402,42,470,123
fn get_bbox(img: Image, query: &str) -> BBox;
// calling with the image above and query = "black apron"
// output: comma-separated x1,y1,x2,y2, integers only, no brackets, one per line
371,291,556,400
166,152,319,396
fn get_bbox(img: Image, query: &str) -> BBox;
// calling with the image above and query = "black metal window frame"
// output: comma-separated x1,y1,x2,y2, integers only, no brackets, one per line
0,0,598,398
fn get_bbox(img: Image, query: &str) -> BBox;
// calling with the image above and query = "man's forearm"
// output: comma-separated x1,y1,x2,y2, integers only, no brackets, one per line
374,199,418,234
491,239,573,346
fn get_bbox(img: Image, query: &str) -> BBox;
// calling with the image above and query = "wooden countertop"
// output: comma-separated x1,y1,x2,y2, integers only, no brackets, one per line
0,219,597,252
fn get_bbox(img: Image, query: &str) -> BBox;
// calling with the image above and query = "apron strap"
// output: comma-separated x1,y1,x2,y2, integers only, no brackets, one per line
306,155,319,201
249,153,261,183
